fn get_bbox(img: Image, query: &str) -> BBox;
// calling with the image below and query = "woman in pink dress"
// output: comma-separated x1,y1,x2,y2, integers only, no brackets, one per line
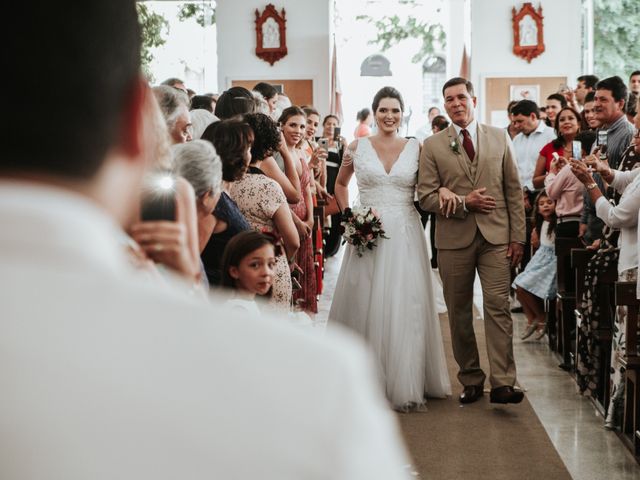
279,106,318,313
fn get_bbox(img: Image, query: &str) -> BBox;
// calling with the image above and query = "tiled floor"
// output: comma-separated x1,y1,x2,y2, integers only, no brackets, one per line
316,248,640,479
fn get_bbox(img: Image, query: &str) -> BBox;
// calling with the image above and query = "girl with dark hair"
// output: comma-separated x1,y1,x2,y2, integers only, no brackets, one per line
229,113,300,310
279,106,318,313
513,191,558,340
221,231,280,315
301,106,328,193
533,106,582,189
329,86,451,410
199,120,253,285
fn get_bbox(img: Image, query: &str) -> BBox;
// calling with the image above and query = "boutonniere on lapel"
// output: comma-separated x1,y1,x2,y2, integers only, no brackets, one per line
450,139,461,155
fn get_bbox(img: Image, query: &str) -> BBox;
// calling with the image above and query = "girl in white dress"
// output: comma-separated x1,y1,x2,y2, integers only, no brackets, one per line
329,87,451,410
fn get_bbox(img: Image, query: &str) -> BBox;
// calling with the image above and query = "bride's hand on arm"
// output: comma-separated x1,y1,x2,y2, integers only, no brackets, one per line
438,187,461,217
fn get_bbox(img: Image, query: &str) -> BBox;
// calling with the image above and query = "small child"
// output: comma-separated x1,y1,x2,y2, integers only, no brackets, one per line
221,231,280,315
513,191,558,340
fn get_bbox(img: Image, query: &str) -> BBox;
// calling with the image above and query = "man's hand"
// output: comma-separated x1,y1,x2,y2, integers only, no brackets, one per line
464,187,496,214
507,242,524,268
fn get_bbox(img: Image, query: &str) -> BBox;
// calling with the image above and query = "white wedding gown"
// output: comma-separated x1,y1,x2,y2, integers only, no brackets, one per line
329,137,451,407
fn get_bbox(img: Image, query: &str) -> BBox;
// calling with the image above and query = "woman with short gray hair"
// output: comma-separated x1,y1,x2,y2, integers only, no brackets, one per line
172,140,224,256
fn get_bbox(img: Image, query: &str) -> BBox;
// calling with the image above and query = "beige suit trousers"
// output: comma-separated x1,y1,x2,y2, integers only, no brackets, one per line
438,230,517,388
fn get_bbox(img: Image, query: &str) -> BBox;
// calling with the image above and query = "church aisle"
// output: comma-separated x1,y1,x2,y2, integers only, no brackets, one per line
396,312,571,480
318,250,640,479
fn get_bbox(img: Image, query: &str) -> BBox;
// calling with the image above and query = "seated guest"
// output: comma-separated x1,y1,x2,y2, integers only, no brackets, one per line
200,119,253,285
571,154,640,429
3,2,413,476
153,85,192,144
221,230,280,315
171,140,224,288
533,106,581,189
544,93,567,127
232,113,300,310
214,86,257,120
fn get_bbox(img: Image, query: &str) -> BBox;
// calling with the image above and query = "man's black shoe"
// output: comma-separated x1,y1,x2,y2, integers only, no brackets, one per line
459,385,484,404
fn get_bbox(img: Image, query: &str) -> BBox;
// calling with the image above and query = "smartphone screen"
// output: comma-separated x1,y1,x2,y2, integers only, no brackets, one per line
140,174,177,221
141,193,176,221
572,140,582,160
333,127,341,141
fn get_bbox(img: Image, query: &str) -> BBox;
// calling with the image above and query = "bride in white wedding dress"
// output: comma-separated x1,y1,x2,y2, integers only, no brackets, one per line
329,87,451,410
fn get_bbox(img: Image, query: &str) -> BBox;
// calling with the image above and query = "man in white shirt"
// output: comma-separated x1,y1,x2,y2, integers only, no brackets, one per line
511,100,556,193
0,2,411,479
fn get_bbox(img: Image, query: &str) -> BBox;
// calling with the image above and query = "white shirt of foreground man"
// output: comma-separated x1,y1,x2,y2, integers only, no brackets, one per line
0,183,410,480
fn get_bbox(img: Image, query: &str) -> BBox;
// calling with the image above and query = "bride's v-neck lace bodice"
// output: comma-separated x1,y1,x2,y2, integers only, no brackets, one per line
353,137,419,208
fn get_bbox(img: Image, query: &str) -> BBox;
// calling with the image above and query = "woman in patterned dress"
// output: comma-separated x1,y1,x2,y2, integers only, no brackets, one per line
279,106,318,314
230,113,299,310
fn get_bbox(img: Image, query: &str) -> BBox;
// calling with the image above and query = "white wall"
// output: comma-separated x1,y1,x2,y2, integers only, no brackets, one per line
468,0,583,122
216,0,332,112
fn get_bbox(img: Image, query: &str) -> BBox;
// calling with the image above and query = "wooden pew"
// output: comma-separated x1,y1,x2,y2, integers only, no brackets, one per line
615,281,640,463
555,237,583,370
313,198,326,296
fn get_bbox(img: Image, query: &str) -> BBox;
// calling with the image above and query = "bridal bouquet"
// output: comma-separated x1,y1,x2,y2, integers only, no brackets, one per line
340,206,389,257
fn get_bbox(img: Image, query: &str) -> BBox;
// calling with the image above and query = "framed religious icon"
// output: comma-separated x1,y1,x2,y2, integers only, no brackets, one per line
509,84,540,105
255,4,288,66
512,3,545,63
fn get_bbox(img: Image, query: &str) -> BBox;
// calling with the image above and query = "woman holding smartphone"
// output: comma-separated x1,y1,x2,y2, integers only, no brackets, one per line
533,106,582,190
320,114,347,256
543,107,586,237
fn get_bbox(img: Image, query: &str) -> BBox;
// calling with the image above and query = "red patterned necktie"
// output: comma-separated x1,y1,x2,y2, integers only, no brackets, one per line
461,129,475,161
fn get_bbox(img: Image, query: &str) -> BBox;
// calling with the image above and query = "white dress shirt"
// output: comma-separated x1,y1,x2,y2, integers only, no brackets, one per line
595,168,640,273
512,121,556,190
0,182,411,480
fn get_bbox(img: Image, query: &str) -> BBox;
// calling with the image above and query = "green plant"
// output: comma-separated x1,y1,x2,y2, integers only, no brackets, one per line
356,1,445,63
178,2,216,27
137,3,169,81
593,0,640,80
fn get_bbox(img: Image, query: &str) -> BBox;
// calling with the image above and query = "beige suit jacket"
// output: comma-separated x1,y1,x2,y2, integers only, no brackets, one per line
418,123,525,249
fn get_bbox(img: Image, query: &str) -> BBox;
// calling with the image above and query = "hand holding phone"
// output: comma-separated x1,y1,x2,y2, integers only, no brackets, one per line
141,174,177,221
318,137,329,150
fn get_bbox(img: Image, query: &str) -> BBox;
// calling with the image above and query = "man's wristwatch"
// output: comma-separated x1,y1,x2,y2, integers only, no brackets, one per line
585,182,598,191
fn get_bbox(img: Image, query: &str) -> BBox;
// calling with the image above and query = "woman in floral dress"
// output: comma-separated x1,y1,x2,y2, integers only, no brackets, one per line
230,113,300,310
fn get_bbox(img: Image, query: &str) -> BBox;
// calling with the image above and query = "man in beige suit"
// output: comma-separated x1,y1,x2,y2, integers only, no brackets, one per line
418,77,526,405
